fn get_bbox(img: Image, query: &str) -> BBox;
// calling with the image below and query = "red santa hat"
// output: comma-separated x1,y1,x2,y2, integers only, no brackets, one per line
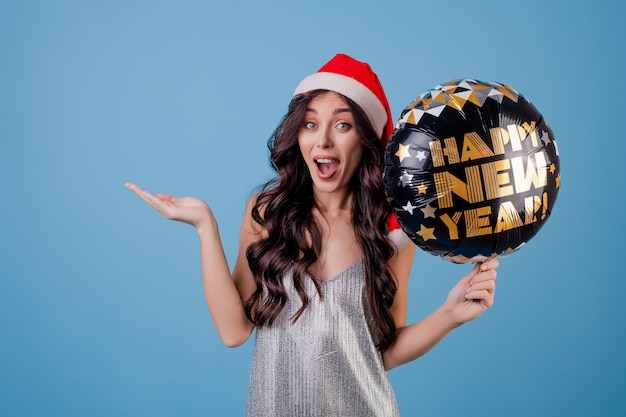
293,53,407,248
293,53,395,143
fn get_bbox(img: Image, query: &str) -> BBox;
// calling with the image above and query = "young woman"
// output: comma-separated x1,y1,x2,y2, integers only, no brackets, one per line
126,54,498,416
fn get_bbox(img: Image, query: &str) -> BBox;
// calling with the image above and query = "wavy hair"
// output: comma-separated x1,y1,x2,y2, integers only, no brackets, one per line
244,90,398,352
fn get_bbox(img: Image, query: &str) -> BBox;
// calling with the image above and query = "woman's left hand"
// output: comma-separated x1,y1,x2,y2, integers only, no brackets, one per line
445,258,498,326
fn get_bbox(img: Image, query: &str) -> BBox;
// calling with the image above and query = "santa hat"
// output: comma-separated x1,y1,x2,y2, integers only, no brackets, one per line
293,53,408,249
293,53,395,142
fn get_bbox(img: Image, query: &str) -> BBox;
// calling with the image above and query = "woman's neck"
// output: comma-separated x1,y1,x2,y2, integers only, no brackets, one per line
312,189,353,214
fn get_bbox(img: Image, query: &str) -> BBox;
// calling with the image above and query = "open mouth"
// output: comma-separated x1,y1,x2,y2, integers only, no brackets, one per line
314,157,340,179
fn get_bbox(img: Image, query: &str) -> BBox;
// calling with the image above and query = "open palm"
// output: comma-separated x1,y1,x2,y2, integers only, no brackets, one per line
125,182,213,229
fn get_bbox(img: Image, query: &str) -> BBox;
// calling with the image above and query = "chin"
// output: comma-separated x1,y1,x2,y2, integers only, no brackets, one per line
313,180,349,195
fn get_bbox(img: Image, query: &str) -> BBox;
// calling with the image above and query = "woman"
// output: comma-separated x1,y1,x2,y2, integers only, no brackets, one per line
126,54,498,416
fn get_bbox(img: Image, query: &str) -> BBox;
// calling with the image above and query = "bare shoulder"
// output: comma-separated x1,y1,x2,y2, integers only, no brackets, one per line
388,239,416,279
240,192,268,240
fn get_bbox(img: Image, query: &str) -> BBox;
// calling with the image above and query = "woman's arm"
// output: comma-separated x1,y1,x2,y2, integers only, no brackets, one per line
196,199,258,347
125,183,257,347
384,256,498,370
387,240,416,329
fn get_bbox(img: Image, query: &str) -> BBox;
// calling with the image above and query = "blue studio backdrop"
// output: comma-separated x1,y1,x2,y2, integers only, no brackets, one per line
1,1,624,416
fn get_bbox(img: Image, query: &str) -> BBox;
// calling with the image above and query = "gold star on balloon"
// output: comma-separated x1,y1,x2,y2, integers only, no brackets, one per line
417,183,428,194
421,203,437,218
555,173,561,188
417,225,436,241
550,163,556,174
395,143,411,162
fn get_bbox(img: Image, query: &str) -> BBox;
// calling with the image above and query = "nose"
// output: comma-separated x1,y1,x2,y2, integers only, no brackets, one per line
316,125,333,149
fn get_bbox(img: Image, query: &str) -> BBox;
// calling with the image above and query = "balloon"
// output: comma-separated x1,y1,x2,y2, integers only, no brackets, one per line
384,79,560,263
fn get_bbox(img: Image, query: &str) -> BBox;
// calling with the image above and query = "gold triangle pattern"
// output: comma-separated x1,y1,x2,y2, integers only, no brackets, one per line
399,79,520,125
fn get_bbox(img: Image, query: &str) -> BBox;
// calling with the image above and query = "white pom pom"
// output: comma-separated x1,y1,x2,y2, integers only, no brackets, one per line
387,228,409,251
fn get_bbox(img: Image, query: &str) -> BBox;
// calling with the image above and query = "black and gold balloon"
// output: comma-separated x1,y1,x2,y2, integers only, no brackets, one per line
384,79,560,263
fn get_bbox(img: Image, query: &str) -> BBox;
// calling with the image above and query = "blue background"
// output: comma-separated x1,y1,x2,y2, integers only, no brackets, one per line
1,1,624,416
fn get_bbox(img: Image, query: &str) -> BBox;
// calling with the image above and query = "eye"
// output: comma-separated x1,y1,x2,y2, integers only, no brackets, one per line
304,121,317,129
336,122,352,130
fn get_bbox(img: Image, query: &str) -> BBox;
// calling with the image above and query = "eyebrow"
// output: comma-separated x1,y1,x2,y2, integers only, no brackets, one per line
305,107,352,115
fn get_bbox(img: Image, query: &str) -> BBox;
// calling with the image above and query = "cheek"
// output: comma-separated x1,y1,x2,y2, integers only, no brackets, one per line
297,132,314,154
297,136,308,158
346,147,364,174
351,139,364,162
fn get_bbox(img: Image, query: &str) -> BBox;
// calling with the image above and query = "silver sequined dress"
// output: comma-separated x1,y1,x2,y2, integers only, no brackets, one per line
246,258,400,417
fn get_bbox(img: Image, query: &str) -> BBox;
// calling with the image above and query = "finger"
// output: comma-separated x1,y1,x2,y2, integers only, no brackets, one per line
465,289,495,305
480,258,499,271
143,192,175,213
129,187,174,216
125,182,145,195
469,269,497,287
466,279,496,294
125,183,163,205
155,193,178,204
125,183,155,204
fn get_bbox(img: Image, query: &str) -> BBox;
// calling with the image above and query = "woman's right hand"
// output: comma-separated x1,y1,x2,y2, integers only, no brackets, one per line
125,182,214,230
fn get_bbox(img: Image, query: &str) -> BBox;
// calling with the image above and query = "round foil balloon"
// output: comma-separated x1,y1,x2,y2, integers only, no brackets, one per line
384,79,560,263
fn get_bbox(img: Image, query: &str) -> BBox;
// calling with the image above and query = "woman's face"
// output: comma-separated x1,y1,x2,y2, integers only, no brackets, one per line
298,92,364,198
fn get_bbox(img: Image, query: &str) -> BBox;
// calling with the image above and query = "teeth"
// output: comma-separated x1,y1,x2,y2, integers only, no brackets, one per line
316,158,333,164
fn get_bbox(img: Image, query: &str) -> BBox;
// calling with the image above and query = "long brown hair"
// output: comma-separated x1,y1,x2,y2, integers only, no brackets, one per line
244,90,398,352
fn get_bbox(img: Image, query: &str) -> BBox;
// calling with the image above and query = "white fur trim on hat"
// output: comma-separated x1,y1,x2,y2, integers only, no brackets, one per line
293,72,388,137
388,228,410,251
